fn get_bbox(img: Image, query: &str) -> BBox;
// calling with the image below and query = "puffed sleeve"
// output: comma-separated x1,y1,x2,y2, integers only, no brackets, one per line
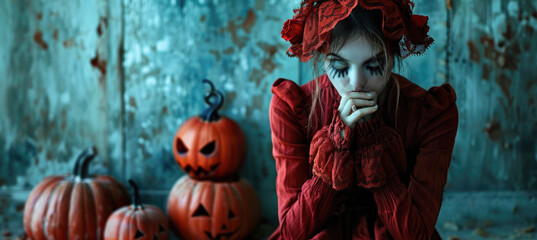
370,84,458,240
268,79,338,240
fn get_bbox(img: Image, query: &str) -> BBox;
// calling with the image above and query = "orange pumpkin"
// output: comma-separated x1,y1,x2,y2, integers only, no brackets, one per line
172,79,246,180
167,176,261,240
104,179,169,240
23,147,130,240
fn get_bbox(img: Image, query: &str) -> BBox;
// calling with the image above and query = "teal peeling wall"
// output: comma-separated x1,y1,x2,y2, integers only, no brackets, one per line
1,0,537,238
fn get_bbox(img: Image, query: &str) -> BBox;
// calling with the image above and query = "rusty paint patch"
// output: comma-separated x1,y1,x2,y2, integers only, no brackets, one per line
495,74,513,104
468,40,480,63
33,30,48,50
209,49,221,61
483,121,501,141
262,58,276,73
258,42,281,75
532,11,537,19
259,42,279,57
501,52,518,71
90,53,107,76
502,24,515,41
53,29,58,40
46,151,53,161
511,42,521,54
36,12,42,20
63,38,74,48
162,106,168,114
526,25,535,34
129,96,137,109
482,64,490,80
243,9,256,33
97,17,108,36
222,47,234,54
477,34,520,72
228,21,246,48
446,0,452,10
16,204,25,212
480,35,494,60
200,15,206,23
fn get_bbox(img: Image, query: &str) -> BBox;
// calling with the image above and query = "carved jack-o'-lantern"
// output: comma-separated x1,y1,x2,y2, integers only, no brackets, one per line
167,176,261,240
104,180,169,240
172,79,246,180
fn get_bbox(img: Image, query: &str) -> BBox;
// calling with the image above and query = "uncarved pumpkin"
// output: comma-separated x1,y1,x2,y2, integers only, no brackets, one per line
167,176,261,240
172,79,246,180
23,147,130,240
104,179,169,240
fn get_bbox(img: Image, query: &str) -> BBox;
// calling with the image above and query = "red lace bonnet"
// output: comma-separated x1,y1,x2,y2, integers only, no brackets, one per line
281,0,434,62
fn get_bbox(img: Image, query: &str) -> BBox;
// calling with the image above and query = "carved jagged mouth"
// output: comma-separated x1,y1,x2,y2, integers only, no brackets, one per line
204,230,237,240
183,163,220,177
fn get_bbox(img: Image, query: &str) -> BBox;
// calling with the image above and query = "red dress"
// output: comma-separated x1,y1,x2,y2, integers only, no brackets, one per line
268,73,458,240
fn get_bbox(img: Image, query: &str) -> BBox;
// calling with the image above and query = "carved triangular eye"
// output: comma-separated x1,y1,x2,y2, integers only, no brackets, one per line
200,141,216,157
159,224,166,233
176,138,188,156
192,204,210,217
135,229,145,239
153,233,159,240
228,209,236,219
222,223,227,230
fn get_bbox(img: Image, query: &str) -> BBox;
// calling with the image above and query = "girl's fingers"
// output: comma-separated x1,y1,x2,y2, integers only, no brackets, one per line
347,105,378,126
341,100,354,117
342,98,376,116
338,92,374,111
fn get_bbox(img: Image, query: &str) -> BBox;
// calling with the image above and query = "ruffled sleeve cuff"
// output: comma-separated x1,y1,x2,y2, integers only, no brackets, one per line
328,106,356,150
353,111,407,189
354,110,385,137
310,126,354,190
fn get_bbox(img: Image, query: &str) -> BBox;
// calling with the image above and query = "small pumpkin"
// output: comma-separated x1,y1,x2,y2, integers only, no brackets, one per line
172,79,246,180
167,176,261,240
104,179,169,240
23,146,130,240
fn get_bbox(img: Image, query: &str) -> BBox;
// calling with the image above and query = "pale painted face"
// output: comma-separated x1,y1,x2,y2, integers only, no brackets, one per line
324,37,391,97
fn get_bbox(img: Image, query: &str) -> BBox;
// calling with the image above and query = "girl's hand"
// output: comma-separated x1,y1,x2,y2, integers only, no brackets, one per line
338,91,378,128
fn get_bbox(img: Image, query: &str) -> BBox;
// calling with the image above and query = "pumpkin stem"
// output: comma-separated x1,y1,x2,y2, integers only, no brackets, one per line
200,79,224,121
128,179,143,208
74,146,98,179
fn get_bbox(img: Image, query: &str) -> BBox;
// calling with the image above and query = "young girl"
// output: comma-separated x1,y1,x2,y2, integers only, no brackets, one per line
269,0,458,239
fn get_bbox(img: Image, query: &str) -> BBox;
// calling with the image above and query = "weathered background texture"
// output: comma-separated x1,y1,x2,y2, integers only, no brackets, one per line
1,0,537,239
